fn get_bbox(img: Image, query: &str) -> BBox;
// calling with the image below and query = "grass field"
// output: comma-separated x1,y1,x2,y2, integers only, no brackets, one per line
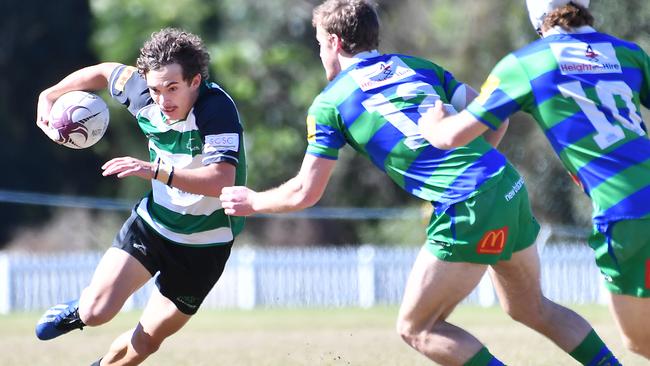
1,305,647,365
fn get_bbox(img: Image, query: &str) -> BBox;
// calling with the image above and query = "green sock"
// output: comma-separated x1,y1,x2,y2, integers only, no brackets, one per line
464,347,505,366
569,329,620,365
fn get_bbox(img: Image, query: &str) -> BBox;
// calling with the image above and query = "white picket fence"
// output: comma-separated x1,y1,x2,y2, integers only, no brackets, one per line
0,237,605,313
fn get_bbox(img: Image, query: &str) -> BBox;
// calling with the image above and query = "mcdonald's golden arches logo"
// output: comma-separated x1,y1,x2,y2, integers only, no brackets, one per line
476,226,509,255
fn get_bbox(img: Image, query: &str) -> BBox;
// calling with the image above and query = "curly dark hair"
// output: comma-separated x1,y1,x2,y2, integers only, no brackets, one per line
312,0,379,55
136,28,210,82
542,2,594,31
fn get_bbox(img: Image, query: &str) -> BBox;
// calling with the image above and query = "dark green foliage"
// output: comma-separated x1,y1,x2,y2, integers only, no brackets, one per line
0,0,99,242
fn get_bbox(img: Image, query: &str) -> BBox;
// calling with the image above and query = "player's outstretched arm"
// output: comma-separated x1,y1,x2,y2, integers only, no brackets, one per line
220,155,337,216
36,62,121,132
418,100,489,150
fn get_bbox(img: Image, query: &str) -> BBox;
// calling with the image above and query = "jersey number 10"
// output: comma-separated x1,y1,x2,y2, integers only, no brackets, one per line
558,80,645,149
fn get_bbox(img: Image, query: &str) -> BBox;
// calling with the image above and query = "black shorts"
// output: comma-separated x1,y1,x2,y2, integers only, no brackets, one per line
113,211,233,315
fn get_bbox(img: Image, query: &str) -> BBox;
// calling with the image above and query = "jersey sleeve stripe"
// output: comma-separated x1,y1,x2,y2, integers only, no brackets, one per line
313,124,346,149
202,154,238,166
466,107,500,130
479,88,522,121
305,150,338,160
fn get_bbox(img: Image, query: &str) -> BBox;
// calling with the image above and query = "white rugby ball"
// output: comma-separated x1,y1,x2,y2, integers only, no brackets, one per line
47,91,110,149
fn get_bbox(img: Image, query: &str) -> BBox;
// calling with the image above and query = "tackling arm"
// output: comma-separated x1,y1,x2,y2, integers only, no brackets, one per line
450,85,508,148
418,100,489,150
219,154,337,216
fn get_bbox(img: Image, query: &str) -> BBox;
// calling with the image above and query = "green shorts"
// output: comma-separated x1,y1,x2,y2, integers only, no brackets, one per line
589,219,650,297
425,164,540,265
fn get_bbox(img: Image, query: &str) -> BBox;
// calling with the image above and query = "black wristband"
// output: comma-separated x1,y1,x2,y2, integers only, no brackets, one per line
166,166,175,187
153,158,161,180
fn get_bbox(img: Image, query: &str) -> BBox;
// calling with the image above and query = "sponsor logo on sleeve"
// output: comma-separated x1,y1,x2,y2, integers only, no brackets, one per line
474,75,501,105
476,227,509,255
205,133,239,152
114,66,137,92
307,115,317,143
349,56,416,91
550,42,622,75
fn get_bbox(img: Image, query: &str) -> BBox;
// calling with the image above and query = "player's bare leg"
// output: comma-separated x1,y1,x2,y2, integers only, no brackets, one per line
609,294,650,358
490,243,620,365
100,289,191,365
489,244,592,351
79,248,152,326
396,247,489,365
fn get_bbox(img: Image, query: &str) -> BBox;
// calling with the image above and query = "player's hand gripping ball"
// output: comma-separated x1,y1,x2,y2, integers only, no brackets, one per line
45,91,110,149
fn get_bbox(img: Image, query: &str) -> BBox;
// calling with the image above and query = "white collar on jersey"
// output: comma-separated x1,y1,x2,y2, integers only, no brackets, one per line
542,25,596,37
340,50,380,71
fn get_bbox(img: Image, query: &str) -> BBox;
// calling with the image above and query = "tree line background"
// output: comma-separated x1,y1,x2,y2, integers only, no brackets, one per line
1,0,649,250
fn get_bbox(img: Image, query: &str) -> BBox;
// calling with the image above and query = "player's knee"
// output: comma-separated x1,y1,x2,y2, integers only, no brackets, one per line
78,291,118,326
396,316,429,347
131,330,162,357
502,298,547,327
506,305,546,330
396,318,415,342
503,305,527,323
79,303,113,326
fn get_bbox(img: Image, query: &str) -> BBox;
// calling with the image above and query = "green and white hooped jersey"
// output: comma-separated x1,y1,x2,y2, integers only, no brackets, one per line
108,65,246,246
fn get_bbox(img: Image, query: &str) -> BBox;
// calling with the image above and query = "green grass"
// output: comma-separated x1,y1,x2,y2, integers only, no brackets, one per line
2,305,647,365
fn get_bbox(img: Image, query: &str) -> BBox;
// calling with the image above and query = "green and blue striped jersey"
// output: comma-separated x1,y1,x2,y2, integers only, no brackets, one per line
467,27,650,225
306,53,507,214
108,65,246,245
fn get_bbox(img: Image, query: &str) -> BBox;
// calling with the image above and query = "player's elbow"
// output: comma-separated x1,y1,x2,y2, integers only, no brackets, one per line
294,188,322,209
287,181,323,210
304,191,324,208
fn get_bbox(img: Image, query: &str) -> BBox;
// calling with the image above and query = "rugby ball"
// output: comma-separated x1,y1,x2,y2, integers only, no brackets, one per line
47,91,110,149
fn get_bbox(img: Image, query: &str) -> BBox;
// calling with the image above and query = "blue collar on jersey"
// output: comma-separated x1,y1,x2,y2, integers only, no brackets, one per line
542,25,596,37
340,50,381,71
